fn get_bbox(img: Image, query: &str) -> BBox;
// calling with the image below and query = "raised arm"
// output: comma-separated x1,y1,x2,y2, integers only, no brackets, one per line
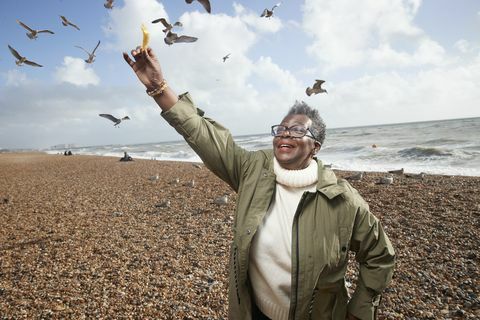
123,46,178,111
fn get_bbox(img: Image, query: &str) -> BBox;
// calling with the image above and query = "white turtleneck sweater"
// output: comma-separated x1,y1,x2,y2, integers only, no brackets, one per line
249,158,318,320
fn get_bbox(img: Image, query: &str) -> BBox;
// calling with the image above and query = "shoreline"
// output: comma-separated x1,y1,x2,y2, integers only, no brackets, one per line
1,153,479,318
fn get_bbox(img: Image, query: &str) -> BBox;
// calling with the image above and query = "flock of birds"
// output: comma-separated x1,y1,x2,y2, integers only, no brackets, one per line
344,167,426,186
6,0,328,127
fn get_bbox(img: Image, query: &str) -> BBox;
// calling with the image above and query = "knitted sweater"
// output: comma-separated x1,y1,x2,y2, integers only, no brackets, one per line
249,158,318,320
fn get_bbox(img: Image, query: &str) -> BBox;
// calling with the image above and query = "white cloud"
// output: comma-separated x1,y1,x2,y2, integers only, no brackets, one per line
4,69,30,87
55,57,100,86
301,0,447,70
454,39,475,53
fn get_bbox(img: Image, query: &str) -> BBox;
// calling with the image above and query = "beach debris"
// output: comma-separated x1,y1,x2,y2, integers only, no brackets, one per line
99,114,130,127
376,176,394,185
141,24,149,51
164,31,198,46
112,211,123,216
7,45,43,67
104,0,114,9
155,200,171,208
346,171,364,181
1,197,9,204
261,3,281,18
214,194,229,205
16,20,54,40
222,53,231,62
152,18,183,34
60,15,80,30
75,40,101,64
405,172,426,180
306,79,328,96
148,174,159,181
388,168,404,175
185,0,211,13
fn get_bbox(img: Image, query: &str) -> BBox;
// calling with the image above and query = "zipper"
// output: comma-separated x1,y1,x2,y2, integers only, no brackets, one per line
233,246,240,305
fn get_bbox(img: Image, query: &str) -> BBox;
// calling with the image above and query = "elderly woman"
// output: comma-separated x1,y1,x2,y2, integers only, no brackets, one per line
123,47,395,320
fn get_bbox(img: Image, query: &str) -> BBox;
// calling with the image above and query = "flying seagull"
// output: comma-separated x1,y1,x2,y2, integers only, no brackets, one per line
261,3,281,18
99,114,130,127
16,20,54,40
185,0,211,13
151,18,183,33
164,31,198,45
104,0,114,9
8,45,42,67
306,79,328,96
60,15,80,30
222,53,231,62
75,40,101,64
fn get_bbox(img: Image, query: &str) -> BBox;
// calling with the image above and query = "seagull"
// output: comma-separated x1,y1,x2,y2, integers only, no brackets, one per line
99,114,130,127
8,45,43,67
388,168,404,175
104,0,114,9
185,0,211,13
155,200,171,208
164,31,198,45
16,20,54,40
60,15,80,30
405,172,426,180
261,2,281,18
222,53,231,62
152,18,182,33
75,40,101,64
306,80,328,96
376,176,394,185
346,171,364,181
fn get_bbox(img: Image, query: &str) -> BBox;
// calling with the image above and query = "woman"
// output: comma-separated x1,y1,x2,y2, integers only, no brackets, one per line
123,47,395,320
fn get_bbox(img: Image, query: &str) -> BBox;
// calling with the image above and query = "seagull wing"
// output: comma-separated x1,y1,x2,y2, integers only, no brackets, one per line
91,40,101,55
99,114,119,123
16,20,34,32
122,116,130,120
260,9,268,17
8,45,23,60
68,22,80,30
185,0,194,4
173,21,183,27
38,29,55,34
313,80,325,89
74,45,91,55
175,35,198,43
24,59,43,67
60,16,68,23
197,0,211,13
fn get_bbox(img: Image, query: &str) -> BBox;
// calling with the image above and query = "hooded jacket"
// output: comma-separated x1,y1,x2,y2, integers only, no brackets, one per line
162,93,395,320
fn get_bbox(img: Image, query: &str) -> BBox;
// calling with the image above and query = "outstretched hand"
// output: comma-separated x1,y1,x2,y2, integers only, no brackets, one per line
123,47,164,91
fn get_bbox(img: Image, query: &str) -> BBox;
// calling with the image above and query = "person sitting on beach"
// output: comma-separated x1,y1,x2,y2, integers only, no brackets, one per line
123,47,395,320
119,151,133,162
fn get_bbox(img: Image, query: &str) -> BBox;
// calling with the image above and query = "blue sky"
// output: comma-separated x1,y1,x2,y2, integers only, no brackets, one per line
0,0,479,149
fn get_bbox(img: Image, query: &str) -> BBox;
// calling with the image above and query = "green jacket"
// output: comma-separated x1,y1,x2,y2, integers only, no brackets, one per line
162,93,395,320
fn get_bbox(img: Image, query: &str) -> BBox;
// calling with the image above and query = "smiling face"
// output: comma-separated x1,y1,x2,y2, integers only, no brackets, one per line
273,114,320,170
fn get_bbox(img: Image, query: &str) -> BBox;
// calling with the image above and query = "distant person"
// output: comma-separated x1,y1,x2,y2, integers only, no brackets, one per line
123,47,395,320
67,150,72,156
119,151,133,162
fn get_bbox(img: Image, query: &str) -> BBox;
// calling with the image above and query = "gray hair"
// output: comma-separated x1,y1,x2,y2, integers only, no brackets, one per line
287,101,326,145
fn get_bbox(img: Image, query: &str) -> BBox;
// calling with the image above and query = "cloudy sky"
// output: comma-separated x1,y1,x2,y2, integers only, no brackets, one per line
0,0,479,150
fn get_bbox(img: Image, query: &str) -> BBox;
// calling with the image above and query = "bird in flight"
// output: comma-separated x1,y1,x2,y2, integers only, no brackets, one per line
261,2,281,18
60,15,80,30
99,114,130,127
222,53,231,62
75,40,101,64
16,20,54,40
8,45,43,67
104,0,114,9
306,80,328,96
164,31,198,45
151,18,183,34
185,0,211,13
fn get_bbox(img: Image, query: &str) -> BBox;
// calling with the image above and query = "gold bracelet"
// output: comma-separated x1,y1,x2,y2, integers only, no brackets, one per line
146,80,168,97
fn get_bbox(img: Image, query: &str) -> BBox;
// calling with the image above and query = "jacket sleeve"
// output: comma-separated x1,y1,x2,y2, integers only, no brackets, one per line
161,93,247,191
347,206,395,320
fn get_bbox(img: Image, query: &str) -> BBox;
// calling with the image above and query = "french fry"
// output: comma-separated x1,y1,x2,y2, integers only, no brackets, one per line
141,23,149,51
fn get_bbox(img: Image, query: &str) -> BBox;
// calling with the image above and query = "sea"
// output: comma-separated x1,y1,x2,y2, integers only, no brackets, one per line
45,117,480,177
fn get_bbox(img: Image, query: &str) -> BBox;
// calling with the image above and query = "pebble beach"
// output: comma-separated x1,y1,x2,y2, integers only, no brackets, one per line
0,152,479,319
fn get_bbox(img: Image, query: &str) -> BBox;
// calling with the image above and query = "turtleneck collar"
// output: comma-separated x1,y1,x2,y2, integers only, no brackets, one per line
273,157,318,188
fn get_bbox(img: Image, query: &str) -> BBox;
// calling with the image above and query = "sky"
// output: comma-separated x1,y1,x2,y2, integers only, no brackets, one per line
0,0,479,150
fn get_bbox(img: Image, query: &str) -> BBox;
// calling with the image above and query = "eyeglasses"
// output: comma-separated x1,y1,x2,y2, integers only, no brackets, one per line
271,125,317,140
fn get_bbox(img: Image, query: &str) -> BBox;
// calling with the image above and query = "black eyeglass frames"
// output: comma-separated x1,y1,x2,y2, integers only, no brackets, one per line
271,125,317,141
